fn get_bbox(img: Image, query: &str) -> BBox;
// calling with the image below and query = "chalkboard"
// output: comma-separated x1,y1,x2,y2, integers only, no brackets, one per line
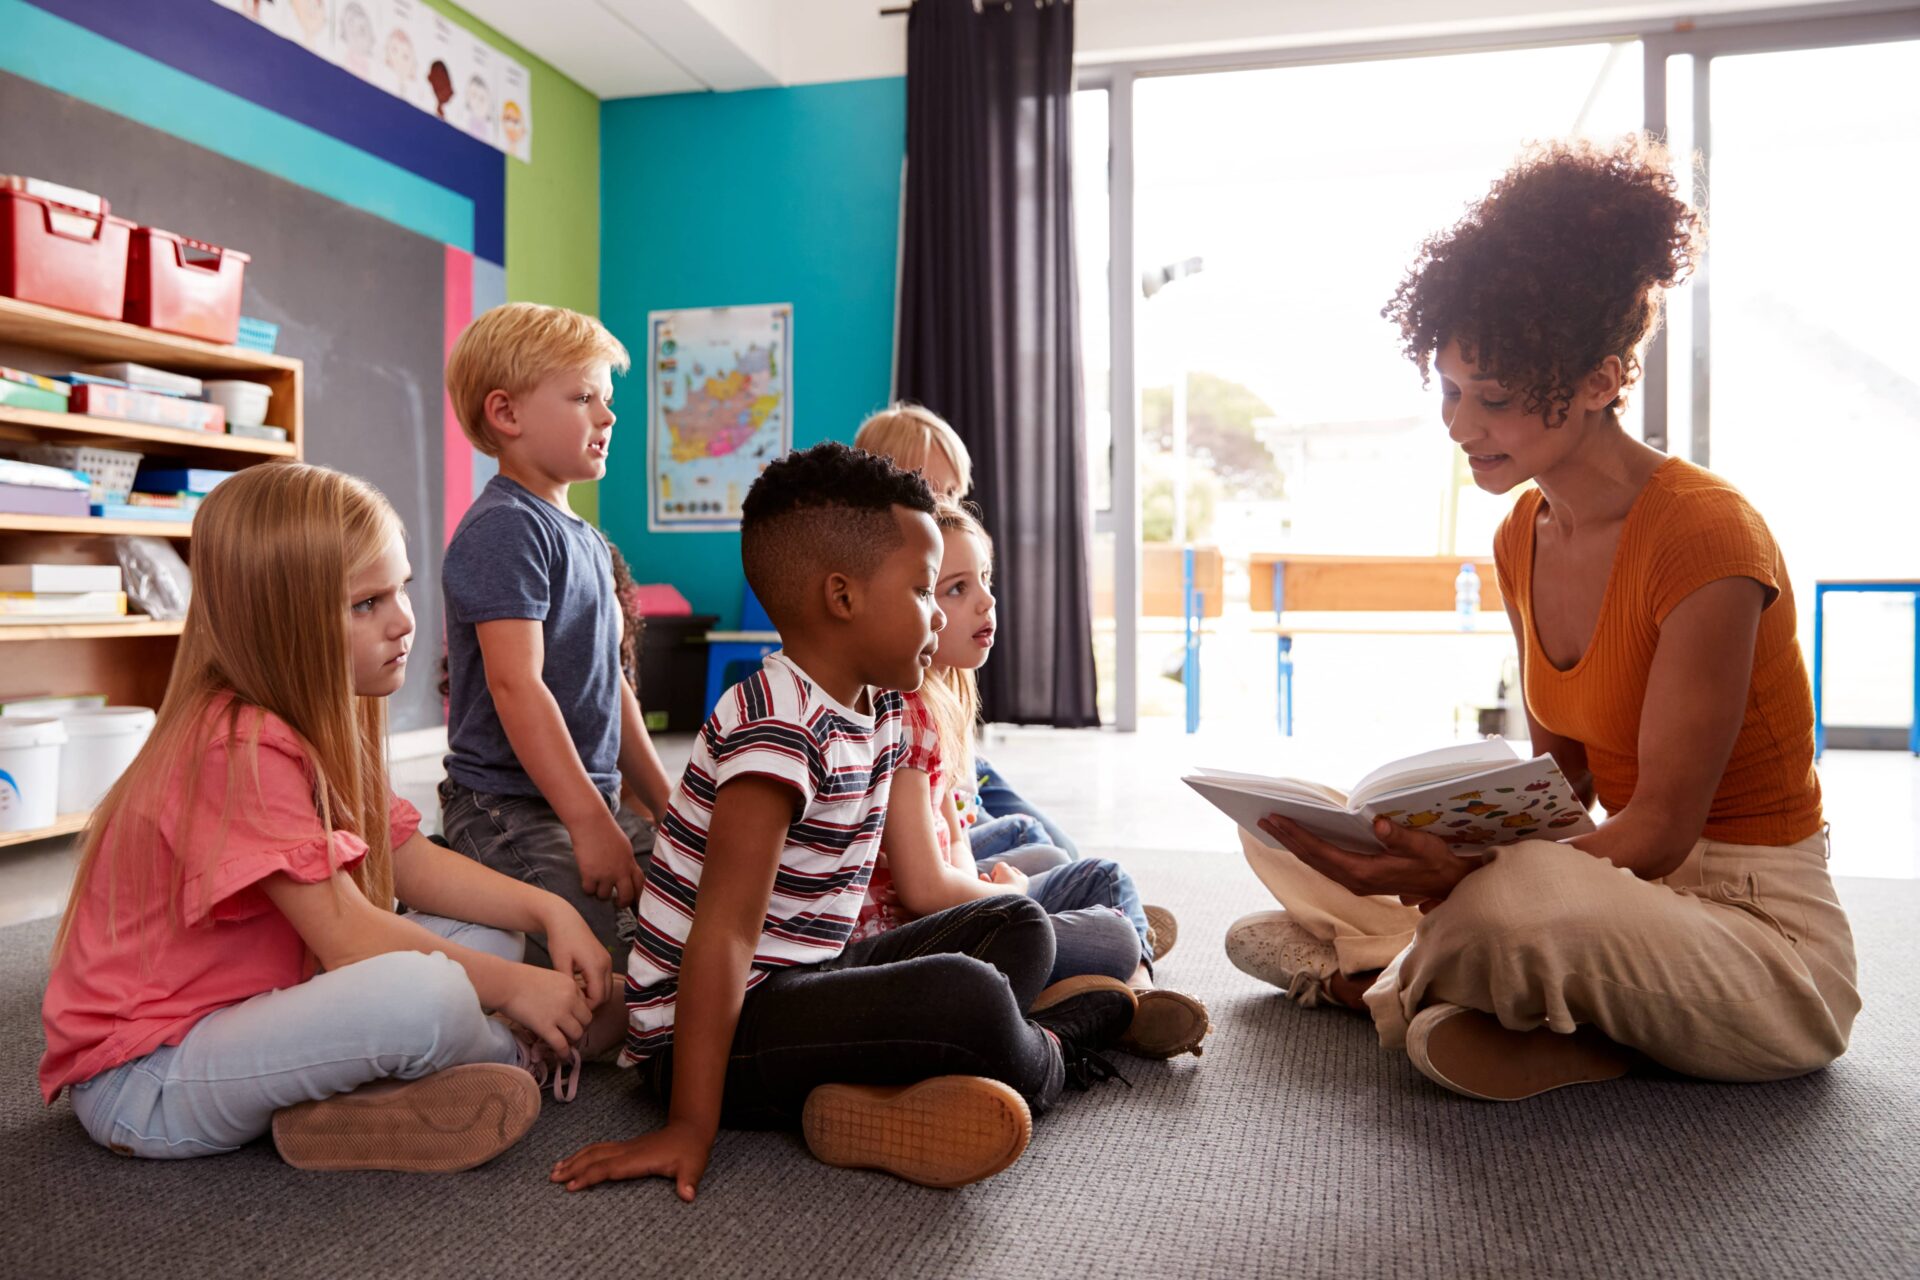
1,70,449,731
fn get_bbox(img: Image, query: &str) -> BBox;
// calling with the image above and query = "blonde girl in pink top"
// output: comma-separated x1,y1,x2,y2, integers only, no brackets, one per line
40,463,609,1172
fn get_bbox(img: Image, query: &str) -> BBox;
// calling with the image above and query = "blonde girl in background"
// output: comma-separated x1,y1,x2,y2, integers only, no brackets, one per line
858,502,1211,1059
853,403,1083,860
39,463,605,1172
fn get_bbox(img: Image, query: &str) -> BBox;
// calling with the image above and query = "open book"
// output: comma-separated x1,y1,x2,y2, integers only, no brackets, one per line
1185,739,1596,854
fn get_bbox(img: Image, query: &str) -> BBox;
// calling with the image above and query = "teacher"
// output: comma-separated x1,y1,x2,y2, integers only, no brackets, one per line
1225,136,1858,1100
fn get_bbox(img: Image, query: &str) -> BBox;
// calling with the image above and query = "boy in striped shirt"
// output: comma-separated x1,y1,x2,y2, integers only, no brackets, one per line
552,442,1136,1195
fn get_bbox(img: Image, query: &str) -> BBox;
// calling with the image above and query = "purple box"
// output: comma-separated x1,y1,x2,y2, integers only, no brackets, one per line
0,483,91,517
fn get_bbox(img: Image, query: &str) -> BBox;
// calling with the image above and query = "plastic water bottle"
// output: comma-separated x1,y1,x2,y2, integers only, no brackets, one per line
1455,562,1480,630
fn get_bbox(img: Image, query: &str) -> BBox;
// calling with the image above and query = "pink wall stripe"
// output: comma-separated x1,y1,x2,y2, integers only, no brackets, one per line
442,242,475,545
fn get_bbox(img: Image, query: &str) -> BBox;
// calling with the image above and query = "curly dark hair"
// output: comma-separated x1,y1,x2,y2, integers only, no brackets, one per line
740,441,937,626
1382,136,1703,425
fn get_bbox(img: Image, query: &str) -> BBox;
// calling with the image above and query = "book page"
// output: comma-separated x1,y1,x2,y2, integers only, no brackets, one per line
1186,766,1350,809
1347,739,1520,807
1359,755,1595,852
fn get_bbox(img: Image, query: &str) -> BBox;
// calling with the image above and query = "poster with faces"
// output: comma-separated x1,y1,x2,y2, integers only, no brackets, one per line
459,32,496,145
330,0,383,82
499,57,532,162
210,0,532,157
261,0,334,57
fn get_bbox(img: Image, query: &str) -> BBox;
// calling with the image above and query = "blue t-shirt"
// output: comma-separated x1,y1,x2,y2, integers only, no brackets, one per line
443,475,621,797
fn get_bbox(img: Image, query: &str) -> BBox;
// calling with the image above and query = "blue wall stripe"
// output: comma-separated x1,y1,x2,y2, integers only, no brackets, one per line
17,0,503,262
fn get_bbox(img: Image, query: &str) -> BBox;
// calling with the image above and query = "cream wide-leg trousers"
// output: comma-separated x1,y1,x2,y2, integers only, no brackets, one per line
1240,828,1860,1081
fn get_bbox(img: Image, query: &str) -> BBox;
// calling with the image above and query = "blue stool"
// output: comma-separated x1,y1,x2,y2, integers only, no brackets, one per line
703,587,781,715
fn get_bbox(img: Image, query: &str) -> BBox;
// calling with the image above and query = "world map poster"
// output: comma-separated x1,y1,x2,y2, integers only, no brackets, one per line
647,304,792,532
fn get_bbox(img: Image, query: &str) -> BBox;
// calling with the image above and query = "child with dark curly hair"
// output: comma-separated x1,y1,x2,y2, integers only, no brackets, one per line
1226,136,1858,1101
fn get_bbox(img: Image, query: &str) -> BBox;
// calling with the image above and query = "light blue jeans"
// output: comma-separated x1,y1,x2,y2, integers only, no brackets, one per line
67,915,523,1160
969,815,1150,984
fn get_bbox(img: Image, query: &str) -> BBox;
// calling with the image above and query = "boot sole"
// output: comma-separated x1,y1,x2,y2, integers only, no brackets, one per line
1118,988,1212,1059
1408,1004,1632,1101
802,1076,1031,1188
272,1063,540,1173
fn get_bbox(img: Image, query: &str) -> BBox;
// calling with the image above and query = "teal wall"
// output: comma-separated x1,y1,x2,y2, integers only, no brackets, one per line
599,77,907,628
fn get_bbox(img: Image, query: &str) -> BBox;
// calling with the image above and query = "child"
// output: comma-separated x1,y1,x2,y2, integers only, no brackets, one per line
39,463,603,1172
853,402,1079,855
438,303,673,1039
856,502,1211,1059
552,443,1135,1197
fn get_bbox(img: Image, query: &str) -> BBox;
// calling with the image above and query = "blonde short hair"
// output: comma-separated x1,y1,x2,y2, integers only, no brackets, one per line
853,402,972,497
445,302,631,457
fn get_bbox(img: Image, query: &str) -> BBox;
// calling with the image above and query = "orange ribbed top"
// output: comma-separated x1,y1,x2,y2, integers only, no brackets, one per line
1494,457,1822,847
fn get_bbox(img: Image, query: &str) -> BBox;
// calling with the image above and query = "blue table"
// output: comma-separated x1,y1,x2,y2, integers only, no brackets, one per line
1812,579,1920,759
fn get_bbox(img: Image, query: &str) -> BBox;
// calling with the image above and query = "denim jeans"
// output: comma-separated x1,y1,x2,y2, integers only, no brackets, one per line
976,756,1079,857
644,895,1068,1126
439,778,654,971
969,813,1073,875
968,816,1147,983
1028,858,1152,981
67,914,522,1160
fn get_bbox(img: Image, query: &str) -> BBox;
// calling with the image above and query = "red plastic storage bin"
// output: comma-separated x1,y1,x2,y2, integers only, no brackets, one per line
124,227,250,344
0,190,134,320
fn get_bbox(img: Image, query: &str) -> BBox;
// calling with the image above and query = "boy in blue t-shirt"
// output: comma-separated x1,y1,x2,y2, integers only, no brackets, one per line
438,303,672,1048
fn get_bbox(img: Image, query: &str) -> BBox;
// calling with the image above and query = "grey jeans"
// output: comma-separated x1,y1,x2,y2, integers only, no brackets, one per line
438,778,655,971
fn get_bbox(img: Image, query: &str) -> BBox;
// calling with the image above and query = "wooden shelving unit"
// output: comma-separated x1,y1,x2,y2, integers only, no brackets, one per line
0,295,303,849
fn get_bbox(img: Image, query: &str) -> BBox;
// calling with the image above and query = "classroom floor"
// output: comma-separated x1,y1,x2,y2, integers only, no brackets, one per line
4,724,1918,1276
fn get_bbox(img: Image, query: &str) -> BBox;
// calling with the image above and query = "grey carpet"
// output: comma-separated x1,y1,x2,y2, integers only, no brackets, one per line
3,849,1916,1280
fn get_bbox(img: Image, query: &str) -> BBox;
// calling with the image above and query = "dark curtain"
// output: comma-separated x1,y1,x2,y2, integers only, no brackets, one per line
896,0,1099,728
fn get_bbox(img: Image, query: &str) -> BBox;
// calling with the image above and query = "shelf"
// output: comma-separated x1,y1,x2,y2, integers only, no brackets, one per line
0,513,191,538
0,406,295,459
0,618,183,641
0,296,298,375
0,811,91,850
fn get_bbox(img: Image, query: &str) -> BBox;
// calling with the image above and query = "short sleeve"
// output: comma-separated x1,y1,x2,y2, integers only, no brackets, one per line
1645,487,1782,626
174,734,369,928
897,691,943,779
705,704,820,810
443,506,553,625
388,790,422,848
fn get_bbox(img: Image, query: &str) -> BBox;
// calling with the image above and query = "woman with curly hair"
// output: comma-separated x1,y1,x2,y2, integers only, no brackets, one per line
1224,137,1858,1100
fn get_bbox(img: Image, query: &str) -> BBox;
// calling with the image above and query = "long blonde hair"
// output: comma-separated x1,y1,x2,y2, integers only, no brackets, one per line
854,402,973,496
54,463,404,956
920,502,993,793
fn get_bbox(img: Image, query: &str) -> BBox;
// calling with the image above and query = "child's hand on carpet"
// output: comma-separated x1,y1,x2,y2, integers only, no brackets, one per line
552,1123,713,1201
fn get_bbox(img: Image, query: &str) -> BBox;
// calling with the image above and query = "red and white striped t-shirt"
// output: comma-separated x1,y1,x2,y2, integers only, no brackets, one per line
620,652,907,1066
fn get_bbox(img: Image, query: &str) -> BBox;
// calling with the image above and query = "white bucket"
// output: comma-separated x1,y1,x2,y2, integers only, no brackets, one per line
0,716,67,830
57,705,156,814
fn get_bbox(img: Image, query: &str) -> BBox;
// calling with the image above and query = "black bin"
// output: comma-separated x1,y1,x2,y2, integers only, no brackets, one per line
635,614,717,732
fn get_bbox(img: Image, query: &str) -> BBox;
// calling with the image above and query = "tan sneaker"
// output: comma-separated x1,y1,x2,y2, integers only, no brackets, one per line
1143,904,1178,960
1118,988,1212,1059
1225,909,1345,1007
802,1076,1032,1188
272,1063,540,1173
1406,1003,1633,1101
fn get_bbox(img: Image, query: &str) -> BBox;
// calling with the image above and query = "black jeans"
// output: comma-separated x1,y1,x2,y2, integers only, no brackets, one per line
645,895,1066,1127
